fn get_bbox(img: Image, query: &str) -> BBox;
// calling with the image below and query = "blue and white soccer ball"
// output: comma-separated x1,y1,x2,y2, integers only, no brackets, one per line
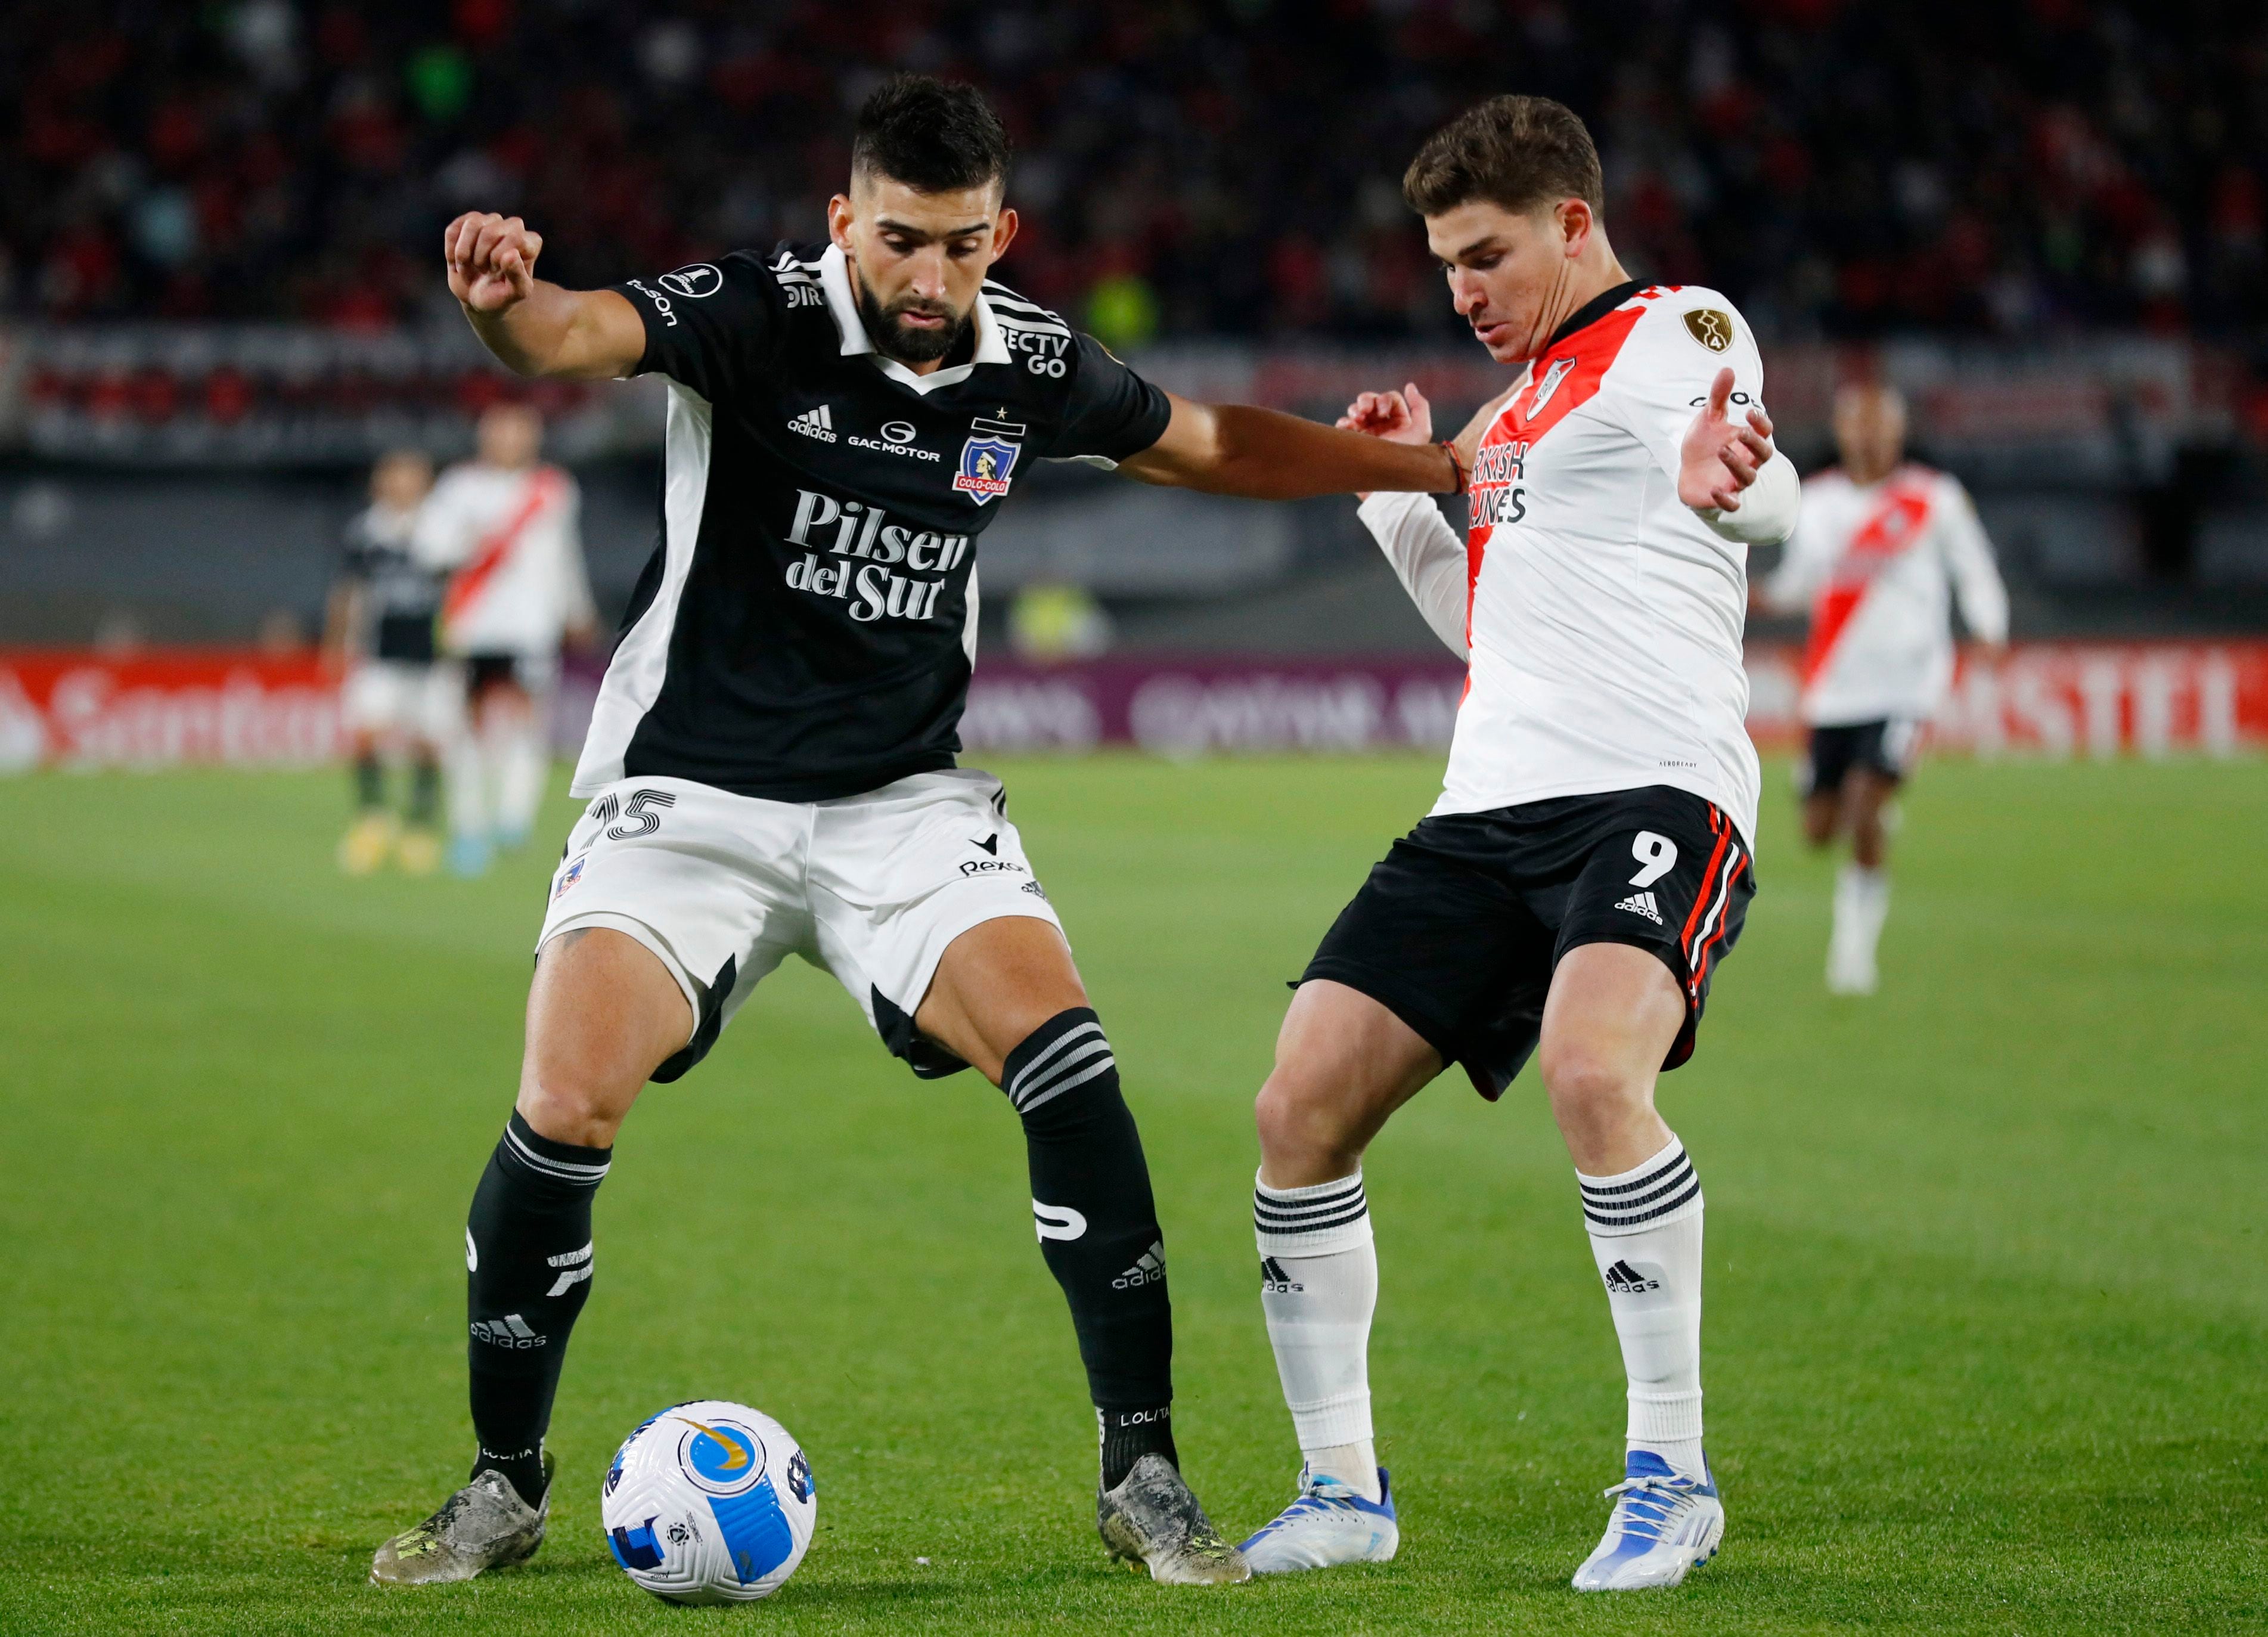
601,1400,817,1603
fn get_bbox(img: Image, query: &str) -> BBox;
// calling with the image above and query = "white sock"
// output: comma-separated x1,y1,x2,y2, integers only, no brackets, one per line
1255,1170,1381,1501
1578,1136,1705,1480
1832,863,1890,968
446,730,488,844
497,717,549,842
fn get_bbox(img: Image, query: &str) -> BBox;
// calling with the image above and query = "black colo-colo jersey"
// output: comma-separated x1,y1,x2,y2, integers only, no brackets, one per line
572,241,1171,802
342,505,443,664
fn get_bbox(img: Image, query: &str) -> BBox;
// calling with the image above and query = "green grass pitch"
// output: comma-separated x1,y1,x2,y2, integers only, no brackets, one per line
1,754,2262,1635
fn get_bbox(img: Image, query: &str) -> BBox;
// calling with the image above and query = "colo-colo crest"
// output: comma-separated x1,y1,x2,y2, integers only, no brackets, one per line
953,415,1025,505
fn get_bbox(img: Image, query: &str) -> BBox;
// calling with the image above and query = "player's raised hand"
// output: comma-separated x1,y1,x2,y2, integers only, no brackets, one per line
445,212,544,313
1679,367,1776,513
1337,382,1435,446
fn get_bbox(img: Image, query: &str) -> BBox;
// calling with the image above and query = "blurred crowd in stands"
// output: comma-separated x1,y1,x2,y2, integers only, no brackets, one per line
4,0,2264,348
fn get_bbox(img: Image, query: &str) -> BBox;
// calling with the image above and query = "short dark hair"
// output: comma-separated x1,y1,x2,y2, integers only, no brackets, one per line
1403,95,1604,219
851,73,1012,195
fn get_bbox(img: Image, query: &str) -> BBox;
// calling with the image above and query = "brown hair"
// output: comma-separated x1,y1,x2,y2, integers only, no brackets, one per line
1402,95,1604,219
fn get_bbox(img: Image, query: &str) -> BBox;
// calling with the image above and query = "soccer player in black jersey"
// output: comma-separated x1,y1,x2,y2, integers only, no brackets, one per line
370,76,1461,1591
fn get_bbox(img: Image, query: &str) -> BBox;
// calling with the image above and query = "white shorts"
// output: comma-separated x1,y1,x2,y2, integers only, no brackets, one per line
342,661,460,743
536,769,1064,1081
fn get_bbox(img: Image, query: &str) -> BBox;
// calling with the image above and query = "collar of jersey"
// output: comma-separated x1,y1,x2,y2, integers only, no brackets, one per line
1541,277,1645,352
818,243,1012,395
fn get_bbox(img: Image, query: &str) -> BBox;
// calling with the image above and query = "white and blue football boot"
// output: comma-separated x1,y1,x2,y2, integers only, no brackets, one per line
1570,1449,1722,1592
1237,1465,1398,1574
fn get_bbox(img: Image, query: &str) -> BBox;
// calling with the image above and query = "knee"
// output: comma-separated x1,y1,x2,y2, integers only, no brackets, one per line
1254,1066,1359,1173
517,1046,637,1148
1537,1037,1649,1136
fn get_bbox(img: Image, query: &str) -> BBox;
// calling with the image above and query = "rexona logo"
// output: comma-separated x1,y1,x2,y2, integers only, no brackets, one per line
783,489,970,623
849,417,942,461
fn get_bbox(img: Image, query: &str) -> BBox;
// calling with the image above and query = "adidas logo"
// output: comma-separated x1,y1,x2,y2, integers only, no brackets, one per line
1613,891,1664,925
1602,1259,1662,1295
470,1314,547,1349
787,405,837,442
1112,1241,1167,1289
1260,1255,1304,1295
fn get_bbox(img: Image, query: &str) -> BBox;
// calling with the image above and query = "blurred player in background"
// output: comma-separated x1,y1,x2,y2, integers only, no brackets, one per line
1755,383,2008,994
325,449,449,875
414,403,596,878
1236,95,1797,1592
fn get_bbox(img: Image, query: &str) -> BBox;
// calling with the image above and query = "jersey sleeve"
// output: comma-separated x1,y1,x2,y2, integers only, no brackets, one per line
1355,492,1469,658
1937,477,2010,644
609,251,784,404
1610,296,1797,545
1041,333,1172,462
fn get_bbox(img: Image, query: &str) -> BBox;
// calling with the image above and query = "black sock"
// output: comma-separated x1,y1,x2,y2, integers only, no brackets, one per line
408,756,440,827
466,1110,610,1506
1003,1007,1177,1488
353,753,383,811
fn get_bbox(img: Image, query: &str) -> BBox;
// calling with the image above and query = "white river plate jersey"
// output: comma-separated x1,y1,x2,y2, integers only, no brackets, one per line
1447,281,1767,845
576,243,1169,804
414,463,590,658
1770,464,2009,727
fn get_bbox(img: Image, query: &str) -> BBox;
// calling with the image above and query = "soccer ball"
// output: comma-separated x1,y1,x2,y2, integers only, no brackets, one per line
601,1400,817,1603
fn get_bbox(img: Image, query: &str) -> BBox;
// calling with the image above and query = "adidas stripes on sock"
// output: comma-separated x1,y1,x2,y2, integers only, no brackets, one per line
1003,1008,1177,1487
466,1111,610,1506
1255,1171,1381,1501
1578,1135,1705,1479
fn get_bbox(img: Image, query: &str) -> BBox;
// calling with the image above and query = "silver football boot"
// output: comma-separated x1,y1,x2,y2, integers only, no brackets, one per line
1096,1453,1251,1585
370,1452,554,1586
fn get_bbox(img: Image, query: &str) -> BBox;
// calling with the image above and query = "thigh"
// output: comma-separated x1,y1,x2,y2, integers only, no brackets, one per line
539,778,811,1083
915,914,1087,1086
1802,723,1863,802
806,768,1069,1080
1550,789,1755,1071
517,925,693,1145
1301,816,1557,1102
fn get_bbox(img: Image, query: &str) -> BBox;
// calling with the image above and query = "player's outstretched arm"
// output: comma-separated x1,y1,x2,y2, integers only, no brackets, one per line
445,212,647,381
1116,392,1460,500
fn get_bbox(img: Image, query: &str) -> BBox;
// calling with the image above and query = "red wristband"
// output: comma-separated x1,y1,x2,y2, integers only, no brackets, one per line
1438,439,1468,495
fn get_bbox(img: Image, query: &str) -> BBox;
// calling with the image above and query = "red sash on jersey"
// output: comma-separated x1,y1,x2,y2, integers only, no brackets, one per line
1800,472,1934,688
1463,299,1652,653
442,469,563,636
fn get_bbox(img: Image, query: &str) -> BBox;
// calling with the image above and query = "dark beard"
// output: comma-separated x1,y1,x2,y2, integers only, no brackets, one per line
856,281,972,365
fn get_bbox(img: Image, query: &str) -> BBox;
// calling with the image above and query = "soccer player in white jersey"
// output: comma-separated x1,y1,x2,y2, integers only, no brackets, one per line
414,402,597,876
370,77,1466,1591
1755,382,2008,994
1233,97,1797,1592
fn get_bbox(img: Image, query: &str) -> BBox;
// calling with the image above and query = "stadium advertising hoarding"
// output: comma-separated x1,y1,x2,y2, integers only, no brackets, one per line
0,650,338,773
0,644,2261,772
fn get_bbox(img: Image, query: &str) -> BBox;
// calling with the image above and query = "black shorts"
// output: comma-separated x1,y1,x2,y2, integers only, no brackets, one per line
465,652,539,696
1302,786,1755,1102
1801,719,1920,799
